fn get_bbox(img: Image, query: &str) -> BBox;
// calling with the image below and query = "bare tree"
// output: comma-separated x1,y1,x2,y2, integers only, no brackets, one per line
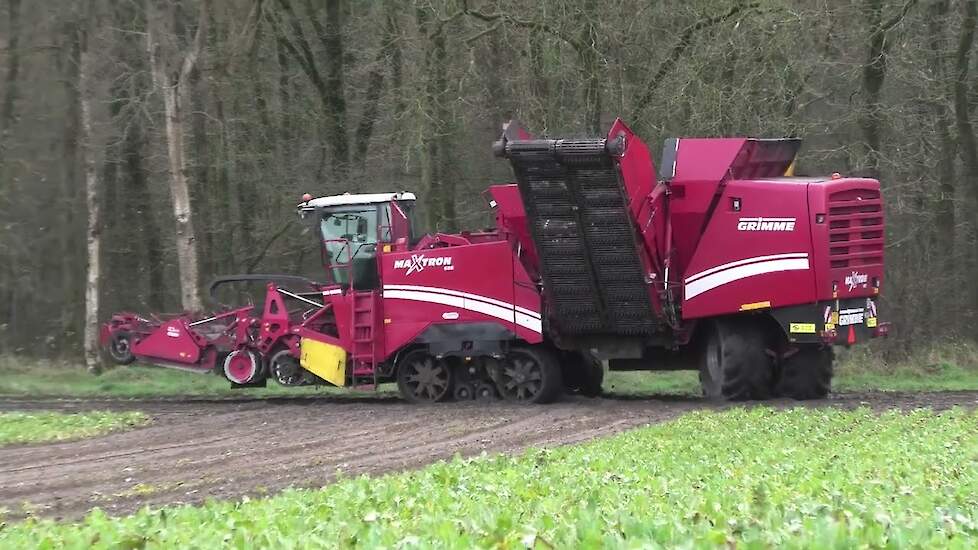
953,0,978,325
0,0,20,167
146,0,209,312
78,7,100,373
858,0,918,178
269,0,349,178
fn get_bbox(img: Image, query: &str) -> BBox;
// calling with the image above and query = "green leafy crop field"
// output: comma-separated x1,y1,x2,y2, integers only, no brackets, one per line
0,410,148,446
5,407,976,548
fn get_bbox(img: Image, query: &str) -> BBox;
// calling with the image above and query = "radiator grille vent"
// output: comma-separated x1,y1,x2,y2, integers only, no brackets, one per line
826,188,884,269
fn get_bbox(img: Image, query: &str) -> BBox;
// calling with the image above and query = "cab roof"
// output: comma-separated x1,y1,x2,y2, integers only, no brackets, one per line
300,192,416,209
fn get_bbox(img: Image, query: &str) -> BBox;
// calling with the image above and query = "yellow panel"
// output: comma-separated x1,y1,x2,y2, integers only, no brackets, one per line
789,323,816,334
300,338,347,387
867,317,877,328
740,301,771,311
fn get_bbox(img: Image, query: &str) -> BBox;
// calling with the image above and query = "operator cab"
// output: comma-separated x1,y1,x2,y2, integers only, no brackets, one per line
298,192,417,289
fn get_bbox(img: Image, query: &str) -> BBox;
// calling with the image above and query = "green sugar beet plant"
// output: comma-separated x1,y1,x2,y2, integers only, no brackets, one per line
0,411,148,446
5,407,977,548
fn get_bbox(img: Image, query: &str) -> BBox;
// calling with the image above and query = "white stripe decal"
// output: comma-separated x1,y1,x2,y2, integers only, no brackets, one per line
684,253,809,284
383,289,542,334
684,257,810,300
383,284,540,319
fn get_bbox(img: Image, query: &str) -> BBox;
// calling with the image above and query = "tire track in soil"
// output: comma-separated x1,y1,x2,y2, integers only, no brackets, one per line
0,390,974,521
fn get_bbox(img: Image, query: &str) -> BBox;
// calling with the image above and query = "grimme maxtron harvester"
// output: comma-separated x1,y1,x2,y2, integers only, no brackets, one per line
101,119,889,403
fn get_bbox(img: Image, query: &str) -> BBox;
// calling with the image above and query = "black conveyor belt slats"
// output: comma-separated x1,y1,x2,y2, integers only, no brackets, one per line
504,138,657,336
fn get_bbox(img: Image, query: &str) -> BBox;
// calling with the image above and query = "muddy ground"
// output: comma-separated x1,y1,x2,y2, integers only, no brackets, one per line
0,390,976,520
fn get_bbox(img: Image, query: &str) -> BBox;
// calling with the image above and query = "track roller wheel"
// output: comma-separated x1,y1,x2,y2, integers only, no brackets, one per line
397,351,453,403
775,347,833,400
497,346,562,404
107,332,135,365
699,319,773,401
269,348,309,386
224,349,263,384
474,382,497,401
454,383,475,401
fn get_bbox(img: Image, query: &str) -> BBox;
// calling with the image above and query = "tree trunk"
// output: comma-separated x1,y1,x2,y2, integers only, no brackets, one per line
0,0,20,166
953,0,978,329
273,0,349,179
320,0,348,177
431,27,455,232
353,9,397,172
123,84,166,311
926,0,958,321
415,7,440,230
579,14,601,134
860,0,886,179
859,0,919,179
388,11,404,146
0,0,22,352
60,20,83,345
78,23,101,373
157,77,203,312
146,0,208,312
190,65,213,281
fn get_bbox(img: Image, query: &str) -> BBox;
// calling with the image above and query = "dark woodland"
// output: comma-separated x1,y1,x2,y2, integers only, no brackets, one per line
1,0,976,362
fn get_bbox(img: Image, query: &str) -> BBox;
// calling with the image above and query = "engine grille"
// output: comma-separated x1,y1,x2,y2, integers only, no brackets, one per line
826,188,884,269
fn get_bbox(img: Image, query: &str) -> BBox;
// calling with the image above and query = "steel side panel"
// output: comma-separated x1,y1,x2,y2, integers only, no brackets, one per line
681,179,817,318
606,119,655,220
132,319,202,365
608,119,665,318
381,241,541,354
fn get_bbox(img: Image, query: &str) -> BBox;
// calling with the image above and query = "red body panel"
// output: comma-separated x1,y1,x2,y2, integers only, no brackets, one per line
667,139,749,277
607,119,656,220
131,319,205,367
487,184,539,279
681,179,816,318
380,240,543,354
807,178,885,301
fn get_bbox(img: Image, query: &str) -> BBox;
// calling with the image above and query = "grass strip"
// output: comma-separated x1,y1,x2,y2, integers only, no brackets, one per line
0,410,148,446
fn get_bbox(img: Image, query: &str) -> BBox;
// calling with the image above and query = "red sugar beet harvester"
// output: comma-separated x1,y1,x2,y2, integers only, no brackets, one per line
102,119,889,403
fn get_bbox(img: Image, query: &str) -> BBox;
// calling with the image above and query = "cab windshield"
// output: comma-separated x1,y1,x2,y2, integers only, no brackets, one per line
320,205,379,288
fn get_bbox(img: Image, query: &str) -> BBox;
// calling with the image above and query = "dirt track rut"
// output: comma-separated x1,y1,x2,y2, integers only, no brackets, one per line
0,391,975,520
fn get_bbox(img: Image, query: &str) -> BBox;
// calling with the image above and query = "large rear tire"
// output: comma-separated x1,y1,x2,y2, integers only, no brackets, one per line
497,346,563,404
561,352,604,397
775,347,833,400
699,319,774,401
